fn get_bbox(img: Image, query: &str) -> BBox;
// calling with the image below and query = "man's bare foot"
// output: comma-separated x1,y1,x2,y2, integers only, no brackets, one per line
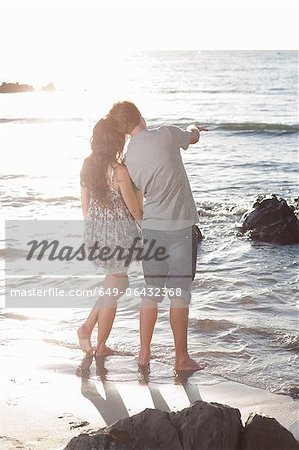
175,356,207,372
77,325,93,355
95,344,115,357
138,349,150,366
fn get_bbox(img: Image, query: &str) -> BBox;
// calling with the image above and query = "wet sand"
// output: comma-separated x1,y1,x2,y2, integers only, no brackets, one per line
0,335,298,450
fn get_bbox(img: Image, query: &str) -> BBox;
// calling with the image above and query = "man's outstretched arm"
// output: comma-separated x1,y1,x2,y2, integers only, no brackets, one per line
187,124,208,144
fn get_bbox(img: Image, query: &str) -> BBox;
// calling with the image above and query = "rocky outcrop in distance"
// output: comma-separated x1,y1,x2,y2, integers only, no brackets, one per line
0,82,34,93
65,400,299,450
0,81,55,93
41,82,55,91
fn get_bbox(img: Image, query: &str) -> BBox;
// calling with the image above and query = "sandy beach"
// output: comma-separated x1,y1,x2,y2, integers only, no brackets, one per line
0,325,298,450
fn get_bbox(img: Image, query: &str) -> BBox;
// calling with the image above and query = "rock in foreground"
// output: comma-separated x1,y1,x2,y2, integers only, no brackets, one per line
240,195,299,244
64,399,298,450
169,401,242,449
240,413,299,450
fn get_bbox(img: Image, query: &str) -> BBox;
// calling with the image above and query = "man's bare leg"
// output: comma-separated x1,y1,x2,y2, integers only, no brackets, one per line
170,298,206,371
77,273,128,355
138,298,158,366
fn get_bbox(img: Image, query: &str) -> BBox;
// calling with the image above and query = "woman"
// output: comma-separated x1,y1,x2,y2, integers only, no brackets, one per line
77,115,143,356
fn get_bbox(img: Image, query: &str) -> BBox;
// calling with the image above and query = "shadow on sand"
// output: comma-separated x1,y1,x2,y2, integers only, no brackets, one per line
76,355,202,425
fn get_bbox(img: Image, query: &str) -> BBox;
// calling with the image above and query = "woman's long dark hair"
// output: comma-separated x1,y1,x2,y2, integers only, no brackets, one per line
80,116,125,204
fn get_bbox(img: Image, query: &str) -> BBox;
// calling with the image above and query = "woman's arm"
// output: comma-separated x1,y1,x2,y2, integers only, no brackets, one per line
81,186,90,220
134,187,144,210
115,165,143,221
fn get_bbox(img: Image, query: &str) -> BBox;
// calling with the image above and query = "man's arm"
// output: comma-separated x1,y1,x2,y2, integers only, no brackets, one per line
186,124,209,145
167,124,208,150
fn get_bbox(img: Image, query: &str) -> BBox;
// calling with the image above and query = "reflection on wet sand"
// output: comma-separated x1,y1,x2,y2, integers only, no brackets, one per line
77,356,202,425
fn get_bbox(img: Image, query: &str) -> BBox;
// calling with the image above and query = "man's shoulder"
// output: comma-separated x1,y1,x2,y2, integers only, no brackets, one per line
127,125,173,156
128,125,169,145
155,124,183,138
156,124,172,132
148,125,173,139
136,125,170,134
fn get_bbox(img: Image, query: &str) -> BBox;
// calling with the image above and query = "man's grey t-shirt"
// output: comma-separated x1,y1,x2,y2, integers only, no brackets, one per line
125,125,199,230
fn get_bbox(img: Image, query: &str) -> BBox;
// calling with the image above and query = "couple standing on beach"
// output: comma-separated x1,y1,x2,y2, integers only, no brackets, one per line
78,101,208,371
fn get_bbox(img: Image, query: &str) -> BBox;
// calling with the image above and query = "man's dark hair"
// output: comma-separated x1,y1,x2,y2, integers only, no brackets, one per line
107,101,141,135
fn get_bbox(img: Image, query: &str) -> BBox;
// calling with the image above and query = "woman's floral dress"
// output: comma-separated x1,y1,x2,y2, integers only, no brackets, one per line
84,168,141,273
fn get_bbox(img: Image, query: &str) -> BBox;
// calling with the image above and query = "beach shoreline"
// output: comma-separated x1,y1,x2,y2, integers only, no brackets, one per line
0,337,298,450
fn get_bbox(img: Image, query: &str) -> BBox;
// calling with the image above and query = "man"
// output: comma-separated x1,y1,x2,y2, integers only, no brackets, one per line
108,101,207,371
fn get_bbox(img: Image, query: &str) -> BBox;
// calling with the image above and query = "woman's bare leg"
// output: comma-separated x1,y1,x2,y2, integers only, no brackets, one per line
77,305,101,355
95,273,129,356
77,272,128,355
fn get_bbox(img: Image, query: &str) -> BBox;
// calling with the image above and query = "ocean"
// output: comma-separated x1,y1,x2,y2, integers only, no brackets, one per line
1,50,298,397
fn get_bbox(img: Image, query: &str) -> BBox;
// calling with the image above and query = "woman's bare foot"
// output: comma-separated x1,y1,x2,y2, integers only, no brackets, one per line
138,348,150,366
175,356,207,372
77,325,93,355
95,344,115,357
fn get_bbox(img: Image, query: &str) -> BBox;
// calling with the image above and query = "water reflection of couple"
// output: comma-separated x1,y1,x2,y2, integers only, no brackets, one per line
78,101,208,371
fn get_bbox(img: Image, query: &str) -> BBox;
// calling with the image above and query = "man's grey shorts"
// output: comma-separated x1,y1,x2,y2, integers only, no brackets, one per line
141,226,198,304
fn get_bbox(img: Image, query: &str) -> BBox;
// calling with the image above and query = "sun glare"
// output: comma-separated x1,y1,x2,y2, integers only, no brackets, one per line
1,0,298,88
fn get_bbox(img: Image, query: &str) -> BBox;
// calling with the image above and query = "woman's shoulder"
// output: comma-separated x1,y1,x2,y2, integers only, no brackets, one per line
82,156,92,169
80,156,93,187
81,156,93,176
114,162,129,178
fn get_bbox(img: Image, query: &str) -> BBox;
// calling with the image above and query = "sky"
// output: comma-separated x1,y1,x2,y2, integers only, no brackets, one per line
0,0,298,86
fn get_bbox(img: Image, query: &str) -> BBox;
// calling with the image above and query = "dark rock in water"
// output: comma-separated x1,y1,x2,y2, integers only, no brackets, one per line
240,413,299,450
240,195,299,244
192,224,203,275
0,82,34,93
192,224,204,243
289,386,299,400
170,401,242,450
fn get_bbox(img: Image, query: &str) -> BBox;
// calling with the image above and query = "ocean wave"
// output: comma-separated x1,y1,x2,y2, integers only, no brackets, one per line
1,118,297,134
3,195,79,205
196,200,248,218
0,247,29,260
189,318,236,332
0,174,26,180
213,122,299,133
34,195,79,204
190,318,299,353
167,120,298,133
